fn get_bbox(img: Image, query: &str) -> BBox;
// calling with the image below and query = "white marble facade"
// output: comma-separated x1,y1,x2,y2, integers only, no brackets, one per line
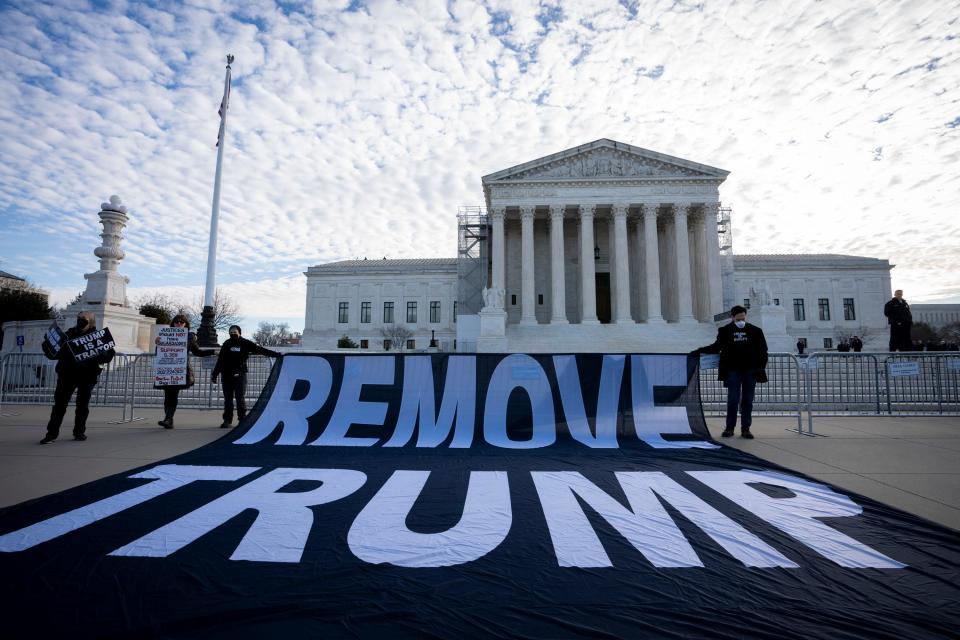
301,140,905,353
301,259,458,351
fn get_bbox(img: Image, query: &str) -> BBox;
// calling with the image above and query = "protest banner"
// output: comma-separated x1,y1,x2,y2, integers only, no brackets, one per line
1,353,958,638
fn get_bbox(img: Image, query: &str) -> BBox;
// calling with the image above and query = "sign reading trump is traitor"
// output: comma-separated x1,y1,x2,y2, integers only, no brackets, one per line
1,353,958,639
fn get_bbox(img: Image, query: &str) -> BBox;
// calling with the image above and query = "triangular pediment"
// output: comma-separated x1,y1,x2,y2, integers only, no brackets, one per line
482,139,729,183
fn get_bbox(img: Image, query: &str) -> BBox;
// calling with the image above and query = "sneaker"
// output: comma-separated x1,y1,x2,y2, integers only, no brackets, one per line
74,434,87,441
158,419,173,429
40,436,56,445
721,428,735,438
220,421,231,429
741,429,754,439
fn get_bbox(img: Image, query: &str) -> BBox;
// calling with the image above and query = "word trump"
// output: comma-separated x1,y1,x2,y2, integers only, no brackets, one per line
0,464,903,569
238,353,716,449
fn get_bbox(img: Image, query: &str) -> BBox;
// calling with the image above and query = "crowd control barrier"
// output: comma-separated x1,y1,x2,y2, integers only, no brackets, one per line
2,351,957,433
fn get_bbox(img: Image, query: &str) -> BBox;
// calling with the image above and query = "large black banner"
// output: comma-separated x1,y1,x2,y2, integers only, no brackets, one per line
1,354,958,639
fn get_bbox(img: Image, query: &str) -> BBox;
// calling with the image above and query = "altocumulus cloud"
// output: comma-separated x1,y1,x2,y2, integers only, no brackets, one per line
0,0,958,325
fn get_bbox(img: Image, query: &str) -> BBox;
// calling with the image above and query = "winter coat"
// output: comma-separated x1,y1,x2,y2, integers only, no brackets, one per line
696,322,769,385
211,337,280,380
884,298,912,325
50,326,116,384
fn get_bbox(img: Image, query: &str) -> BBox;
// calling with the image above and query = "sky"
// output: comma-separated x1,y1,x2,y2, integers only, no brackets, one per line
1,0,958,336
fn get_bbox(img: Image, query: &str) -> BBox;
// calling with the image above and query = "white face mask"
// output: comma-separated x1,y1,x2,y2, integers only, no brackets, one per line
734,320,746,329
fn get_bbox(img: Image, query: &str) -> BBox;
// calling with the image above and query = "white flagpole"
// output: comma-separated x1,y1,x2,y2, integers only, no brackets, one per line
199,54,233,346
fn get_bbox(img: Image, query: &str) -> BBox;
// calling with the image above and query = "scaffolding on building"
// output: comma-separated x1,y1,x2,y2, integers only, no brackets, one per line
717,203,736,316
457,206,489,315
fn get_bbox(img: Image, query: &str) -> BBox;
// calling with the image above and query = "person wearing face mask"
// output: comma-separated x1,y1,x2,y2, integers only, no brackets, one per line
211,325,280,428
40,312,116,444
693,305,769,439
154,314,216,429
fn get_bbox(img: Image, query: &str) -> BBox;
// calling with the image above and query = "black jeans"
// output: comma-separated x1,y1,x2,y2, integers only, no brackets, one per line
163,387,181,420
890,323,912,352
221,373,247,423
46,376,97,438
725,369,757,430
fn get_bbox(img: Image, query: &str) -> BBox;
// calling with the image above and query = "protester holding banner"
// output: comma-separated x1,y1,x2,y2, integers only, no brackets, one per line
40,312,116,444
211,325,280,428
155,314,216,429
694,305,768,439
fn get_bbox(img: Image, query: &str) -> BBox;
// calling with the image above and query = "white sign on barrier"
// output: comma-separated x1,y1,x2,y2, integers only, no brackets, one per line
699,354,720,370
800,356,819,371
154,328,188,387
888,361,920,378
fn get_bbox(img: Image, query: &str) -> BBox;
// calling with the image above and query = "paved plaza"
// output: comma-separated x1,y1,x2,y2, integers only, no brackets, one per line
0,404,958,531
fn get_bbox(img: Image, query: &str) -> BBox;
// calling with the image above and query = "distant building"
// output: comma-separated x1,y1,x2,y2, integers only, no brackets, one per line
0,269,27,290
912,304,960,329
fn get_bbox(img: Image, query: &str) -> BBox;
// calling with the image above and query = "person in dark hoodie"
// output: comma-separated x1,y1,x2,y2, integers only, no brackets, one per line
40,311,115,444
693,305,769,439
155,314,216,429
211,325,280,428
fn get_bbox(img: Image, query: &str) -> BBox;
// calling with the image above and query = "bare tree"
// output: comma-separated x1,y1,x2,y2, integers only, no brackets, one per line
253,322,292,347
940,321,960,344
186,288,242,332
379,325,413,352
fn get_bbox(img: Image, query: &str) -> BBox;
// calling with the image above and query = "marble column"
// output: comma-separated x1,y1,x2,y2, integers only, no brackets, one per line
549,205,568,324
673,203,696,323
490,206,506,292
612,204,632,324
519,205,537,326
703,203,723,317
642,205,664,323
630,218,644,321
579,204,599,324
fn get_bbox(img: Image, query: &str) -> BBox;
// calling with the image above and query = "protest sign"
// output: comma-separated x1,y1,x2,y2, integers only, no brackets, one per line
66,328,115,363
154,327,189,386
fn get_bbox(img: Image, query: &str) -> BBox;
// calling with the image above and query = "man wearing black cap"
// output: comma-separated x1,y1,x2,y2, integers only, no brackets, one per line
694,305,769,439
211,325,280,428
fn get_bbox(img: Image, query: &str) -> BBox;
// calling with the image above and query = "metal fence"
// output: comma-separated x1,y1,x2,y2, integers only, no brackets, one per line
3,351,958,431
698,351,960,433
0,352,276,421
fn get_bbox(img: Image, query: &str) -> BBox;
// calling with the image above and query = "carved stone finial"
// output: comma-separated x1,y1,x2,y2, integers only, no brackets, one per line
100,195,127,214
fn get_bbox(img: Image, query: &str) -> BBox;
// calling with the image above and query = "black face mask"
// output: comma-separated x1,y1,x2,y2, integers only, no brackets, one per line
76,318,88,330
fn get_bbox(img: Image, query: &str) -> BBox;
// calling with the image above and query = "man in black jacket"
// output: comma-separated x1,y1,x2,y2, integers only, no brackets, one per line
211,325,280,428
694,305,768,439
884,289,912,352
41,312,116,444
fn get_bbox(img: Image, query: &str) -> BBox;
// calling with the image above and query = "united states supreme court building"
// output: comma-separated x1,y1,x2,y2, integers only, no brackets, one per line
302,139,896,353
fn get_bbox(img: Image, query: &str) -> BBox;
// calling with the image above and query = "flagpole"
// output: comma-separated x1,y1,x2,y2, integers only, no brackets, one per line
198,54,233,347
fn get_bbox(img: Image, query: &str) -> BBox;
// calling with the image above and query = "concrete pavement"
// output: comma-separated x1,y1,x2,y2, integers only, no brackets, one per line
0,404,958,531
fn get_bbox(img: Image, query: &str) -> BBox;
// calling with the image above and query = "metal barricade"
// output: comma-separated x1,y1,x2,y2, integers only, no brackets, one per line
698,353,805,432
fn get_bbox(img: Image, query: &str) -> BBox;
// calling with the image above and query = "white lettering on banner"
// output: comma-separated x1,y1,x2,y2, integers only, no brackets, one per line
348,470,510,567
237,357,334,445
110,468,368,563
0,465,259,552
553,355,624,448
384,356,476,448
532,471,797,569
483,354,556,449
631,355,718,449
687,470,906,569
0,466,903,569
310,356,394,446
237,355,726,449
